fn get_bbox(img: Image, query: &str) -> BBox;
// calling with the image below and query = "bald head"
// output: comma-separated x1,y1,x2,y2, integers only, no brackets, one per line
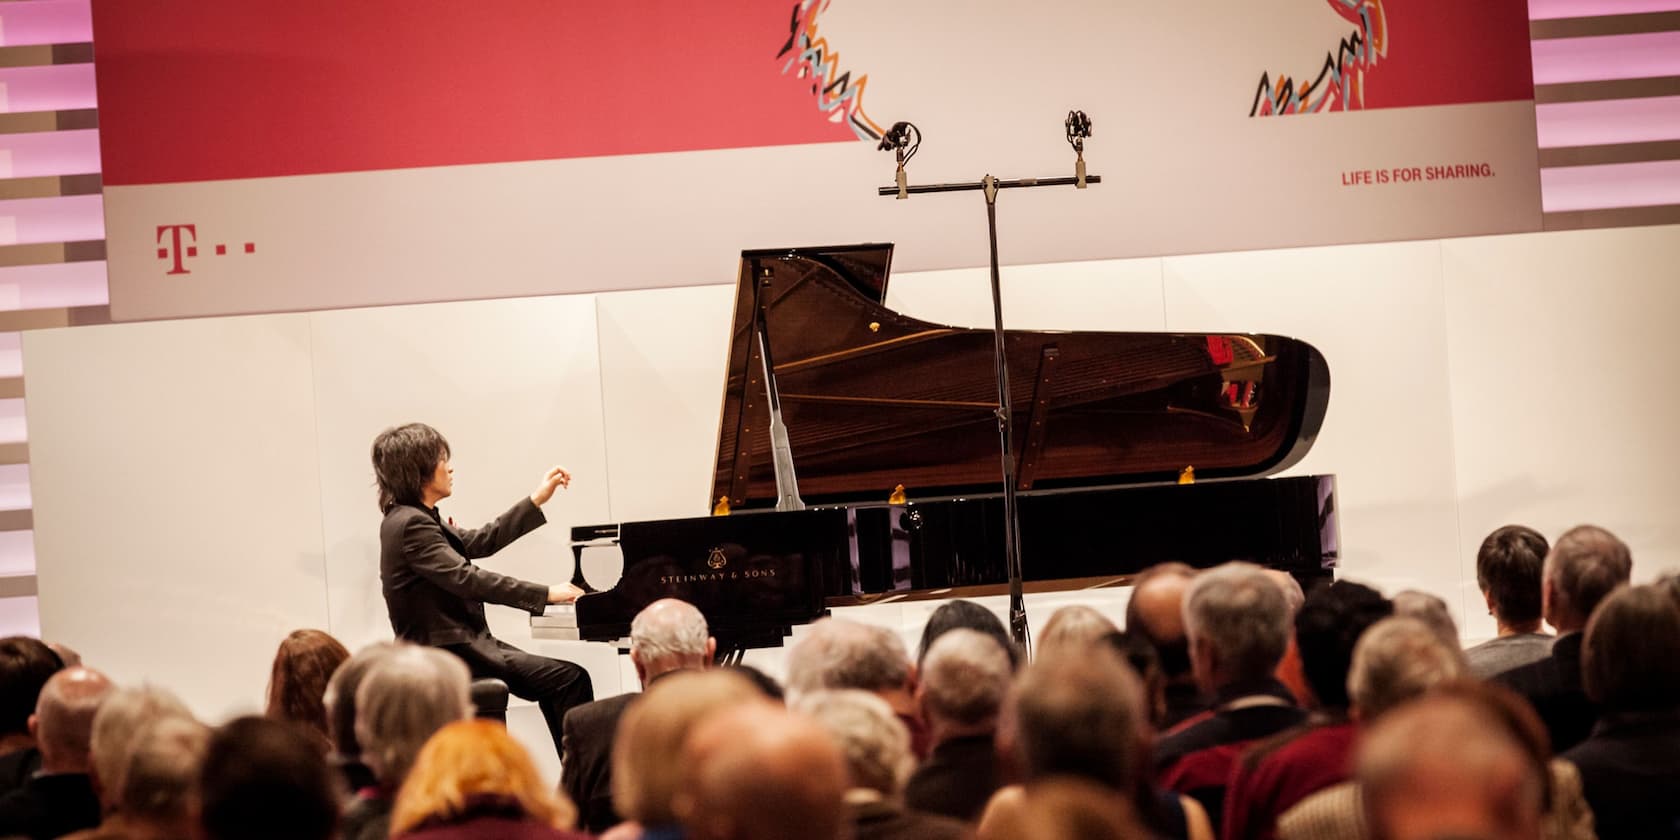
678,705,848,840
630,598,714,684
1126,563,1195,679
34,666,114,772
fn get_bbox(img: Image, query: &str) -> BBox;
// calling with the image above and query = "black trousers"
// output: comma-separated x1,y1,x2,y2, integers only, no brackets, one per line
443,637,594,759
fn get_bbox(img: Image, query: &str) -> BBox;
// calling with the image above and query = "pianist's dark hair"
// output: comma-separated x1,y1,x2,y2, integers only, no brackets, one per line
917,600,1020,672
371,423,451,513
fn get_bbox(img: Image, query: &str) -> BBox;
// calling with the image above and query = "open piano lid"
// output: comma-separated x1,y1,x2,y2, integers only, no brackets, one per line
712,244,1330,511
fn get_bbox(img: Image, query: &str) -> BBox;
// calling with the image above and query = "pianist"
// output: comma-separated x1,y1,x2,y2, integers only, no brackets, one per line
371,422,592,760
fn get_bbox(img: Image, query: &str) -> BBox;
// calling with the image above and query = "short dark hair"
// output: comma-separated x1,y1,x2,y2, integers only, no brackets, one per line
1546,525,1632,621
1476,526,1549,625
916,600,1019,671
370,423,450,513
1295,580,1393,711
198,716,338,840
0,637,63,736
1583,584,1680,714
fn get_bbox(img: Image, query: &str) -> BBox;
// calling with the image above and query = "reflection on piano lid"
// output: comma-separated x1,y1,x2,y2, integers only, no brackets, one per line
552,244,1337,652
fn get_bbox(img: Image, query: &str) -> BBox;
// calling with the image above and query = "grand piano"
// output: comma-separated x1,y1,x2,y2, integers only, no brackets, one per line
534,244,1337,652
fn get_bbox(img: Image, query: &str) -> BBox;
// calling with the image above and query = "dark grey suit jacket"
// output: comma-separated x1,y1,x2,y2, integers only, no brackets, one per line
380,498,549,647
560,692,638,834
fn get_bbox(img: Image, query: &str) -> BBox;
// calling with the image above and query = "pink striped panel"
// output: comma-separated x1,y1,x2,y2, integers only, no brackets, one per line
0,129,99,179
1541,159,1680,211
0,597,38,638
0,64,95,114
0,531,33,577
0,194,103,246
0,0,91,47
1529,0,1680,19
1536,95,1680,147
0,464,29,512
1531,32,1680,85
0,400,24,446
0,334,19,380
0,261,108,310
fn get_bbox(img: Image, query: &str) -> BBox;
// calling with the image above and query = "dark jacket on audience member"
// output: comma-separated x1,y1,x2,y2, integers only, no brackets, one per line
1493,632,1597,753
560,691,639,834
1155,678,1307,836
341,791,393,840
903,733,1001,822
394,797,590,840
0,771,100,840
848,796,968,840
1561,712,1680,840
0,748,40,799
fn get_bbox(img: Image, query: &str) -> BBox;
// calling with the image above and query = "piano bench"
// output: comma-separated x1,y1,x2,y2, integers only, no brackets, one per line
469,677,510,723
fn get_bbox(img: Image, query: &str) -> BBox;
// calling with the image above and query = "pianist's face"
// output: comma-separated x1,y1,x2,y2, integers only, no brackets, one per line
425,457,453,502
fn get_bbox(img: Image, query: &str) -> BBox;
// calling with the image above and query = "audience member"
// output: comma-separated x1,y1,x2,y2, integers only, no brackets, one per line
1359,692,1546,840
65,715,209,840
675,705,849,840
1562,583,1680,839
1106,630,1169,727
904,628,1012,821
796,690,966,840
1034,604,1118,658
786,618,928,758
1390,589,1459,648
323,641,400,796
44,643,79,670
84,685,192,819
1265,571,1314,706
0,637,64,796
1223,580,1392,840
1496,524,1632,752
722,664,784,701
607,669,769,839
916,599,1019,671
1466,526,1555,678
1125,562,1208,728
196,715,338,840
1156,563,1305,833
984,648,1213,840
388,719,587,840
976,777,1149,840
0,666,112,839
265,628,350,756
563,598,713,834
346,645,473,840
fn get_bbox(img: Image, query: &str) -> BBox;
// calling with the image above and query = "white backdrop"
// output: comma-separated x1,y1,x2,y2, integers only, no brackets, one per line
24,222,1680,777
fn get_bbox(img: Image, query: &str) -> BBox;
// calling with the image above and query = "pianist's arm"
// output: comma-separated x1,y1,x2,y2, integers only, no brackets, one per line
399,510,551,614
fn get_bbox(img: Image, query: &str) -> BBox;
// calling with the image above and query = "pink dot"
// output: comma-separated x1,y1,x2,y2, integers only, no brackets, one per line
215,244,227,255
244,242,255,253
186,247,197,257
156,248,168,259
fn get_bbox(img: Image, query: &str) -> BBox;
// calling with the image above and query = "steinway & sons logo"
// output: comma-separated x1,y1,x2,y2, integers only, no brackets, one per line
660,546,780,585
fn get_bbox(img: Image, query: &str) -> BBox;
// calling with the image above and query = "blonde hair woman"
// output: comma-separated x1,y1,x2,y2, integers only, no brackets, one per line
390,720,587,840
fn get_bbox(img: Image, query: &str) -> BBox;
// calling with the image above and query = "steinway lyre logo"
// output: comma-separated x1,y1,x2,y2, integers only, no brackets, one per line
706,547,728,570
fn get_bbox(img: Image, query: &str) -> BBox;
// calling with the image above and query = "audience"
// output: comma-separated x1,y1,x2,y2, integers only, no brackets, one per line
83,685,192,820
904,628,1012,821
984,647,1214,840
607,669,769,840
0,666,113,839
563,598,714,834
346,645,473,840
322,640,399,796
0,637,64,796
65,715,209,840
786,618,928,758
1265,571,1314,707
1223,580,1393,840
916,599,1020,671
388,719,587,840
1496,524,1633,752
1156,562,1306,832
197,715,339,840
977,777,1149,840
1466,525,1555,678
675,704,850,840
1035,604,1118,658
795,689,967,839
1562,583,1680,839
265,628,350,756
1389,589,1460,648
1124,562,1207,728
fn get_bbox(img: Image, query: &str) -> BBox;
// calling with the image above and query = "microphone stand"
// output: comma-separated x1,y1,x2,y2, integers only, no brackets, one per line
875,115,1099,652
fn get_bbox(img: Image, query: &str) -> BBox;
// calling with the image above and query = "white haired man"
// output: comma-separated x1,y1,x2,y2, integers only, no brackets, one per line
903,628,1012,821
342,645,472,840
563,598,714,834
796,690,966,840
786,618,927,759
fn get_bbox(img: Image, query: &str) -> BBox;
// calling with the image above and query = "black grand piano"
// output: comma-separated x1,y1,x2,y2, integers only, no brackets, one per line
540,244,1337,652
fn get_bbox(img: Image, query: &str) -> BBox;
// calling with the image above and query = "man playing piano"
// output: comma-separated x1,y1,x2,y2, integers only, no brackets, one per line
371,423,591,760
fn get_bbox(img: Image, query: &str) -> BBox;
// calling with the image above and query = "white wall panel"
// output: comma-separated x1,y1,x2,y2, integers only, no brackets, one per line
1443,225,1680,588
309,296,614,658
23,316,327,720
1161,242,1470,630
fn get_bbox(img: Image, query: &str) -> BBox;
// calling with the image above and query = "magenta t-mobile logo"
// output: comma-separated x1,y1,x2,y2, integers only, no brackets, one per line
156,224,256,275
